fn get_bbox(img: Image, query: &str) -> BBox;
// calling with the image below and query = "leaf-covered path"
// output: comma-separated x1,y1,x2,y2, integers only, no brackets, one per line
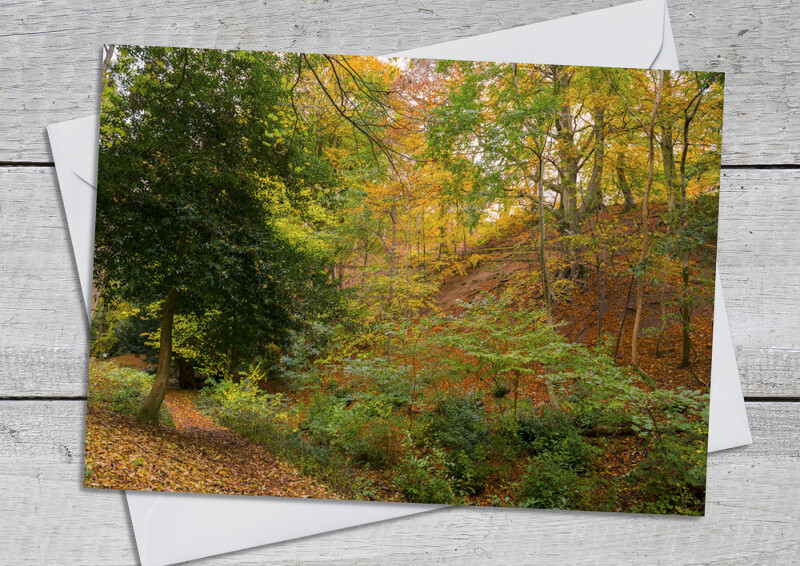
162,389,229,436
84,389,338,499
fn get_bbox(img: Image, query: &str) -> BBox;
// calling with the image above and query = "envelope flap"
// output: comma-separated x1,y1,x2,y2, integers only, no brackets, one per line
708,270,753,451
392,0,666,70
48,115,99,187
47,116,99,319
127,492,441,566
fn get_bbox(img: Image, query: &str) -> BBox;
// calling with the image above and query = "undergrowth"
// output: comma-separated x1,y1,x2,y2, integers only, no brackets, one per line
87,360,174,427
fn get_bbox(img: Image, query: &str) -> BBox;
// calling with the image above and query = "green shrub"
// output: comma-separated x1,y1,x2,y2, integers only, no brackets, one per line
340,356,416,409
199,368,290,447
346,419,398,468
274,322,333,390
516,406,595,466
627,388,709,515
424,394,491,494
301,390,399,469
519,451,582,510
88,361,173,426
395,446,457,504
515,405,574,450
445,447,491,495
564,377,632,432
426,394,489,455
202,364,404,500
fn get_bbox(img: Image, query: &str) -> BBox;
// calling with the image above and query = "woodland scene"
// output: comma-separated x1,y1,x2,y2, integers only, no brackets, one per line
85,45,723,515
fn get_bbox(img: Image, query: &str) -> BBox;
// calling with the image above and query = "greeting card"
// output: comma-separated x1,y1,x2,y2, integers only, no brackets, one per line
84,45,724,516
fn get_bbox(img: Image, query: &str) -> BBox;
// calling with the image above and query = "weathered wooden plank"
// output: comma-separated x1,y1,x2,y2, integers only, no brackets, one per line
0,0,799,164
0,400,797,564
0,401,137,564
670,1,800,166
3,167,800,397
717,169,800,397
0,168,88,397
0,0,624,164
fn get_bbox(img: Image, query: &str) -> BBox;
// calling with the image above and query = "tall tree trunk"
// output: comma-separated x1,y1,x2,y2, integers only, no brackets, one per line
415,213,421,261
616,157,636,212
678,83,703,367
595,219,607,342
405,191,412,320
679,263,692,367
564,159,580,235
553,66,580,237
387,203,397,357
660,70,676,212
654,258,670,358
437,203,447,260
661,124,676,212
631,71,664,367
556,73,580,280
535,146,559,409
421,211,426,264
545,379,561,411
537,158,553,326
137,286,179,425
585,108,606,214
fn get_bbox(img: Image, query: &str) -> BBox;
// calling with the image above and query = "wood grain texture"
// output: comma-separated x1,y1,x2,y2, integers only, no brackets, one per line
0,168,88,397
0,400,797,565
670,0,800,166
0,0,627,164
3,167,799,397
717,169,800,397
1,0,800,164
1,2,799,563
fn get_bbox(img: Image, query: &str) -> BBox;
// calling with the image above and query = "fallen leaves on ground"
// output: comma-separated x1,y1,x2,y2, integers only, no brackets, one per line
163,389,227,434
86,203,711,507
107,353,154,372
84,391,338,500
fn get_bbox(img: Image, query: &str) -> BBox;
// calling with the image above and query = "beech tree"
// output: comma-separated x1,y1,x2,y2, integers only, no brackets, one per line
630,70,664,367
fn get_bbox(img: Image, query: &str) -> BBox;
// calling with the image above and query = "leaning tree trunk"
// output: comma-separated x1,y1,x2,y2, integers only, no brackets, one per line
631,71,664,367
616,158,636,212
137,286,179,425
678,86,704,368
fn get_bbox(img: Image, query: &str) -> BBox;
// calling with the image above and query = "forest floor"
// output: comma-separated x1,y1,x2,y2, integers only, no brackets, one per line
84,387,338,499
346,202,714,506
84,202,714,505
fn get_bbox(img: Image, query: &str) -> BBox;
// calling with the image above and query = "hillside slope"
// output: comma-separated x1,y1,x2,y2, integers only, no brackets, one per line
431,202,715,392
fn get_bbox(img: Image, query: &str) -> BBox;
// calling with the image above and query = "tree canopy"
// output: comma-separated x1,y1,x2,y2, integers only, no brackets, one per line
97,47,342,422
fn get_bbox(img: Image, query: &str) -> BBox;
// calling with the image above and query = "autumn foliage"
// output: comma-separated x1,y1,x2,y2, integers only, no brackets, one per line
87,46,723,515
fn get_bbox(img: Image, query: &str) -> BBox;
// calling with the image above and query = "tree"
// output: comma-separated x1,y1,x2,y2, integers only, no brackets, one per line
630,71,664,367
424,61,562,318
97,47,338,424
652,71,723,367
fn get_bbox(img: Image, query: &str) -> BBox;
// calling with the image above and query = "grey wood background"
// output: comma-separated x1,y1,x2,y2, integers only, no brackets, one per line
1,1,798,564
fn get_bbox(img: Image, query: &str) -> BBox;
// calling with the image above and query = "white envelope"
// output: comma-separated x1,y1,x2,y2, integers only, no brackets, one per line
48,1,751,564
